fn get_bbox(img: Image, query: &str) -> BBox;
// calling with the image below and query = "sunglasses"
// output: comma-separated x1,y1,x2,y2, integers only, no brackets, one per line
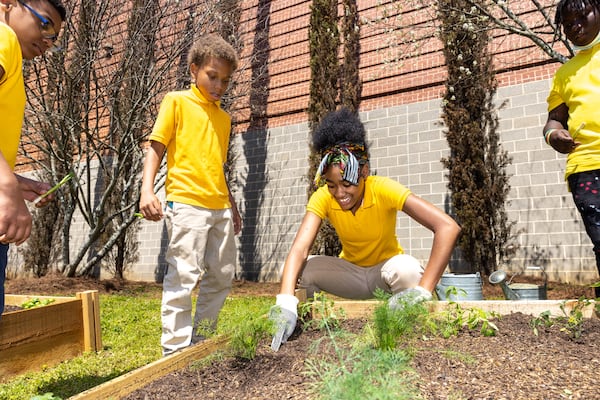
18,0,58,42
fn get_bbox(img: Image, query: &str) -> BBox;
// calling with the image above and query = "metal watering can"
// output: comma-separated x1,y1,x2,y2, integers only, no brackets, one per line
488,266,548,300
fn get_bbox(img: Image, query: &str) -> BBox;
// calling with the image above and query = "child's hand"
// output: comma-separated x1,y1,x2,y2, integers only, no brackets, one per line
139,191,163,221
548,128,580,154
17,175,53,207
0,176,32,245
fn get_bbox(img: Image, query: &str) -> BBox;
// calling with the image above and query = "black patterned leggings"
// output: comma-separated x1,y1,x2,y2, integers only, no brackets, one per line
568,169,600,297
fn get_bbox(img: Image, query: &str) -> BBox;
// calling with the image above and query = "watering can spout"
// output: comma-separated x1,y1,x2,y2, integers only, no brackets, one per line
489,270,520,300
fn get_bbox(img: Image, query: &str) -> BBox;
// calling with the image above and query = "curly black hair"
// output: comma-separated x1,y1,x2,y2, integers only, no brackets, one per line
188,34,239,71
312,108,368,154
555,0,600,29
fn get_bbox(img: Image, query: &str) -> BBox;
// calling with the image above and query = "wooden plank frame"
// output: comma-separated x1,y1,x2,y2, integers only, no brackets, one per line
69,336,229,400
323,299,599,319
0,290,102,382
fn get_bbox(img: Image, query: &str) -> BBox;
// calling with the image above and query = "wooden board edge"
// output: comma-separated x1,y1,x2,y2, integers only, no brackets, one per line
321,299,598,319
68,335,229,400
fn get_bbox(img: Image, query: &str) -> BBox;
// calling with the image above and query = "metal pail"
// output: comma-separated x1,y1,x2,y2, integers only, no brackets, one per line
435,273,484,301
508,282,547,300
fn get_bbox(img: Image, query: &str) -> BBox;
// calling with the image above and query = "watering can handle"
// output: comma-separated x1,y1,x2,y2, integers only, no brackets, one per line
526,265,548,285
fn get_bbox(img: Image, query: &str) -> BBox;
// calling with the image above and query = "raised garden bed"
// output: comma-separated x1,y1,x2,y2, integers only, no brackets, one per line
0,290,102,382
68,297,598,399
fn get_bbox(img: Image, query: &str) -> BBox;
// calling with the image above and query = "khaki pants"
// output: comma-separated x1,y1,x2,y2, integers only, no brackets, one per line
298,254,423,299
161,202,236,355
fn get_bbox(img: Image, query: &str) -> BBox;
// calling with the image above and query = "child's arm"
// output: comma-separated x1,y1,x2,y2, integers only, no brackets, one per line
402,194,461,294
228,188,242,234
544,103,578,154
139,141,165,221
0,154,32,245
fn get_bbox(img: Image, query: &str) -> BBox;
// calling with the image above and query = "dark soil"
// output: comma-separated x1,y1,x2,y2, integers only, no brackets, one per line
4,275,599,399
120,313,600,400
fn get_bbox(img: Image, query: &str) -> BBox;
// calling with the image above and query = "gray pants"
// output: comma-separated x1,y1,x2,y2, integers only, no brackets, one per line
298,254,424,300
161,202,236,356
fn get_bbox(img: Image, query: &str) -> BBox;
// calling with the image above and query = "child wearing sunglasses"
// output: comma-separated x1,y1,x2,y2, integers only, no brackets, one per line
0,0,66,319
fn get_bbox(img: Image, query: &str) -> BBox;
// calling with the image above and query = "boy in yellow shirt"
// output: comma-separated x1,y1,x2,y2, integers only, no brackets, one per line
0,0,66,318
139,34,242,355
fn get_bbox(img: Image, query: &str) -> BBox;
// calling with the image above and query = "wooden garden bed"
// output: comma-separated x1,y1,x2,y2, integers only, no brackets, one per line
0,290,101,382
67,296,596,399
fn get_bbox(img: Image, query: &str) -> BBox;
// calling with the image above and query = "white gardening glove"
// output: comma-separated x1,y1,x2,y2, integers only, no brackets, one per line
269,294,299,351
388,286,432,311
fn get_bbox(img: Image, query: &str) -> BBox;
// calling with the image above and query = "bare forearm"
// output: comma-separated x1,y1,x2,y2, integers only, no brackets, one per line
420,223,461,293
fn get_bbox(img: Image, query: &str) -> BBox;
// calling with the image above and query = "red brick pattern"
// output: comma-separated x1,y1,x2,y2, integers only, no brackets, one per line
232,0,561,129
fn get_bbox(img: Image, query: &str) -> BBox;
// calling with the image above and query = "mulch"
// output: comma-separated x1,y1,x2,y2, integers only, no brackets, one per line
123,312,600,400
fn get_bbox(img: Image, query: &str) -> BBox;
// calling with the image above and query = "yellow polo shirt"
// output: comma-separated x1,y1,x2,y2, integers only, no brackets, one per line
149,84,231,209
0,22,26,169
307,175,411,266
547,43,600,181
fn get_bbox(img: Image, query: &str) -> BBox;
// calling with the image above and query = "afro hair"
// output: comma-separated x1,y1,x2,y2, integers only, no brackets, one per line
312,108,368,154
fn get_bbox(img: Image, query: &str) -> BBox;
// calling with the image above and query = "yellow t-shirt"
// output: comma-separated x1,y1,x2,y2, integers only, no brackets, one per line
547,43,600,181
149,84,231,209
0,22,26,169
307,175,411,266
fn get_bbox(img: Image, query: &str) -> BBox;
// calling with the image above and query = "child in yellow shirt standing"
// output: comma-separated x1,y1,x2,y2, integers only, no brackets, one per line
544,0,600,298
0,0,66,319
139,34,242,356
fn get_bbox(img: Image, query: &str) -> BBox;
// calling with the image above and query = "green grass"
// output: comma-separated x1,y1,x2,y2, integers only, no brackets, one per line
0,290,272,400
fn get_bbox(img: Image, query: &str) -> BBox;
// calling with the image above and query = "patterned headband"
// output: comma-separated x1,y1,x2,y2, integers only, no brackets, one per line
314,142,368,186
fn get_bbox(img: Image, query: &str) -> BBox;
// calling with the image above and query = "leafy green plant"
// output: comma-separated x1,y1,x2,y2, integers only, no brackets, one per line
530,310,553,336
559,297,592,339
434,302,499,338
440,285,467,301
227,312,273,360
21,298,55,309
299,292,344,331
464,307,499,337
530,298,593,339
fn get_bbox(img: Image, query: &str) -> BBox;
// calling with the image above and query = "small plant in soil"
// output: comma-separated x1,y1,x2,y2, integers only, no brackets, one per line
438,285,467,300
299,291,345,331
21,298,55,309
431,298,499,338
372,289,433,350
530,297,594,340
225,305,274,360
